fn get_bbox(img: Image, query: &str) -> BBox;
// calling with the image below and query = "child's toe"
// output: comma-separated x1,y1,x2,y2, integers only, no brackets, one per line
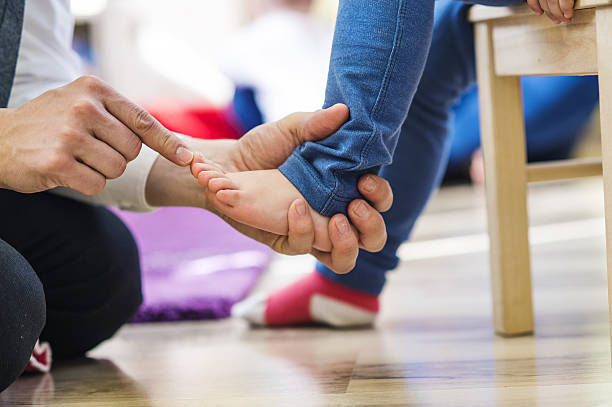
209,177,237,193
216,189,241,207
197,171,226,188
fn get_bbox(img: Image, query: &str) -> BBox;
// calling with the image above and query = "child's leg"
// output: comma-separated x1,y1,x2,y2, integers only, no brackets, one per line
279,0,435,217
199,0,435,251
234,0,482,326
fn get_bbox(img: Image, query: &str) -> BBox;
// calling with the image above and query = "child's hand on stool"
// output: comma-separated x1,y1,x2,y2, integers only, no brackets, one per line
527,0,575,24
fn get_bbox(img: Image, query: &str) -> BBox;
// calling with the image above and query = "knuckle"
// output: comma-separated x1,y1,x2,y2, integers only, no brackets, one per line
59,126,82,144
43,151,70,172
83,177,106,195
108,156,127,179
71,98,98,118
123,136,142,161
77,75,105,93
132,107,157,134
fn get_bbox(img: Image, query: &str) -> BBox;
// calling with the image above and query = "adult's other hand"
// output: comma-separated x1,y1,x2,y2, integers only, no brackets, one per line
0,76,193,195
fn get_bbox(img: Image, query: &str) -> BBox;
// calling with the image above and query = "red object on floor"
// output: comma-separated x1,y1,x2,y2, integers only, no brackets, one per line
23,340,52,374
147,101,243,141
265,272,379,325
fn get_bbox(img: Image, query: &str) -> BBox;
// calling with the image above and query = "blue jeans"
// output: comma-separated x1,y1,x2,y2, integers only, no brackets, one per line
279,0,522,217
279,0,435,216
314,0,530,294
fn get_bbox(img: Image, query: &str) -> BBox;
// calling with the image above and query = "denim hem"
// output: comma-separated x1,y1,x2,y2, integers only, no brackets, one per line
279,152,355,216
316,260,387,296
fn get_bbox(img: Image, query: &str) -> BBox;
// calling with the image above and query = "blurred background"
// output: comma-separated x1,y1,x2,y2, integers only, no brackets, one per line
71,0,337,122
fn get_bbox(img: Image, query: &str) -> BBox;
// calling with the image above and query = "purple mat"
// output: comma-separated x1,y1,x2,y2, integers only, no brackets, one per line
112,207,272,322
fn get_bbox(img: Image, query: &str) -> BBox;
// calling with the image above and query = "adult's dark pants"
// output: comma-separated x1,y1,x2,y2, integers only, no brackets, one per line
0,190,143,392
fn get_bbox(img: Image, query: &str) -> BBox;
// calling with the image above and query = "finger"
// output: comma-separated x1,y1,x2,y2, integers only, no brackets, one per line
60,160,107,196
72,133,128,179
358,174,393,213
527,0,544,15
541,0,560,23
208,177,237,193
91,110,142,162
98,80,194,166
281,103,350,145
314,215,359,274
347,199,387,253
547,0,568,23
559,0,574,20
538,0,555,22
281,199,315,255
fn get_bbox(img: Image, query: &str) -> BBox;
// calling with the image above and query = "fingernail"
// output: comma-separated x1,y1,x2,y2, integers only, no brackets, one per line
354,201,368,218
362,176,376,193
177,146,194,165
336,218,349,235
295,200,307,216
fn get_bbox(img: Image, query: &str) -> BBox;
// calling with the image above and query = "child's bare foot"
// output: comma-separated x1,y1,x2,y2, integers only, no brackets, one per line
196,164,334,251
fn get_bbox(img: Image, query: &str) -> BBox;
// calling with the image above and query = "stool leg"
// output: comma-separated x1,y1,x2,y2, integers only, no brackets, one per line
474,22,534,336
596,6,612,364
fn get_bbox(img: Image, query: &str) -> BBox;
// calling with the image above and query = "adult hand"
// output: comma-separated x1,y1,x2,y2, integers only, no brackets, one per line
189,104,393,273
206,173,391,274
0,76,194,195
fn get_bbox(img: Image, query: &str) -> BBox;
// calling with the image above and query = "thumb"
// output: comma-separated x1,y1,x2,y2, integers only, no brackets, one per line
297,103,349,144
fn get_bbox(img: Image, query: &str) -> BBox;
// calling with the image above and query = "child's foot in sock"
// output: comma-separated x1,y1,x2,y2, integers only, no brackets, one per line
232,272,379,327
197,166,334,251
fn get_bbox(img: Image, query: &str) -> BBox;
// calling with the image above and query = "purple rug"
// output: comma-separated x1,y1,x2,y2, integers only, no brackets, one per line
112,207,272,322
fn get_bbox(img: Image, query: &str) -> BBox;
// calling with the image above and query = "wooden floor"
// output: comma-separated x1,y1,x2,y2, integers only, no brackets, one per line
3,179,612,406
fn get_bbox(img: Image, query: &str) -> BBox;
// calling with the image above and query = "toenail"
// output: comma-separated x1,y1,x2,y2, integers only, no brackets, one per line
354,201,368,218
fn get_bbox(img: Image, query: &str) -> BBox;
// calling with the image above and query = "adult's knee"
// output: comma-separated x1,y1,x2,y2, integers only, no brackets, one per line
0,241,46,393
41,208,142,359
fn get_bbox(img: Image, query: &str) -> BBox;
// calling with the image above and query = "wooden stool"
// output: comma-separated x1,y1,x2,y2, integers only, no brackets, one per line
469,1,612,337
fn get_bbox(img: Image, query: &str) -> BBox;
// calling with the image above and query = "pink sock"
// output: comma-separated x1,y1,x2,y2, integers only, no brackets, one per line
233,272,379,327
23,340,52,374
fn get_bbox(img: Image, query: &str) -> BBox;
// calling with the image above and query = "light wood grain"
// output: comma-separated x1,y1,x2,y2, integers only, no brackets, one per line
469,0,612,22
527,157,603,183
596,5,612,367
474,22,534,336
0,182,609,407
491,9,598,76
